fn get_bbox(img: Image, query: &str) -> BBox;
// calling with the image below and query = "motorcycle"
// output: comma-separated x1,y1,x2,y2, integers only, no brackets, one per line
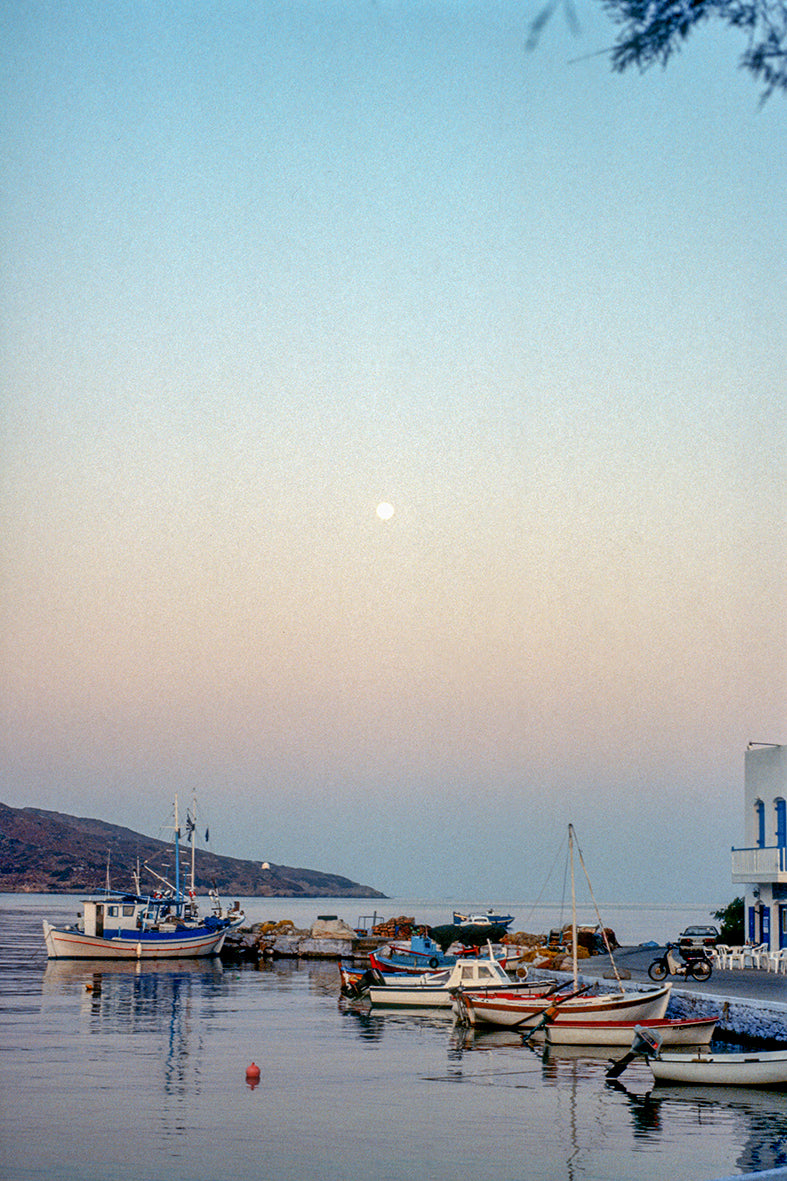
648,941,712,982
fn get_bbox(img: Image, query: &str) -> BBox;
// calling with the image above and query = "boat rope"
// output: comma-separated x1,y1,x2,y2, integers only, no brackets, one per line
520,834,569,929
569,824,623,989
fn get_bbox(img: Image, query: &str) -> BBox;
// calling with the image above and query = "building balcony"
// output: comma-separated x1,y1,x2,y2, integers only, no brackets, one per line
731,844,787,884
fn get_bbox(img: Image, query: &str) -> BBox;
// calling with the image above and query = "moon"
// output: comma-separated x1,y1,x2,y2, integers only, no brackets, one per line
376,502,395,520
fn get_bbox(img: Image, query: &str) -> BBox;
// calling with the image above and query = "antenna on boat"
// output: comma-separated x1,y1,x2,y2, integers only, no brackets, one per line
174,794,181,905
188,789,197,900
105,850,111,894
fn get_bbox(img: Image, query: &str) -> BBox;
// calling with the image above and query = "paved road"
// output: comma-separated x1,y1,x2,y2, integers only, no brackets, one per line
580,945,787,1004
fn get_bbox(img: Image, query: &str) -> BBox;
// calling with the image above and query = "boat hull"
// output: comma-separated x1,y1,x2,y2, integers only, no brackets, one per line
455,984,672,1028
542,1016,716,1047
43,920,227,960
651,1049,787,1088
453,912,514,929
366,980,544,1008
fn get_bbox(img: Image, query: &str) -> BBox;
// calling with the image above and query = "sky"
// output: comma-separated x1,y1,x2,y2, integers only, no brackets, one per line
1,1,785,907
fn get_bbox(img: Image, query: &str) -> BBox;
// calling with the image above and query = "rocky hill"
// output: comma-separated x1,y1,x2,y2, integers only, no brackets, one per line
0,802,386,898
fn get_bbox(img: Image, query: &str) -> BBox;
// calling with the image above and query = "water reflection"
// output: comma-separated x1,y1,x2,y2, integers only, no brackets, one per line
448,1023,787,1176
41,959,227,1104
603,1077,787,1172
339,999,451,1043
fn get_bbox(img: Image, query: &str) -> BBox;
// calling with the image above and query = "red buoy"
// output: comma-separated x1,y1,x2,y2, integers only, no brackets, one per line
245,1062,261,1087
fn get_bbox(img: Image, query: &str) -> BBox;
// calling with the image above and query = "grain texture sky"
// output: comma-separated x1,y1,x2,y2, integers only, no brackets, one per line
2,1,784,903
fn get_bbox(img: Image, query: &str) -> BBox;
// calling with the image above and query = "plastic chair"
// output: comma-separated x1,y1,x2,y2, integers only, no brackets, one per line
749,943,770,969
727,946,746,969
713,944,731,970
766,947,787,973
738,944,760,968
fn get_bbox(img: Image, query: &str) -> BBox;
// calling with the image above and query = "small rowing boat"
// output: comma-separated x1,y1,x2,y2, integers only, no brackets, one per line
650,1048,787,1088
607,1027,787,1089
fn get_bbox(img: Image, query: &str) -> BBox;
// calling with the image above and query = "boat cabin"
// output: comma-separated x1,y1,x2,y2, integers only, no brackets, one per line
79,893,187,937
410,956,513,990
81,896,142,938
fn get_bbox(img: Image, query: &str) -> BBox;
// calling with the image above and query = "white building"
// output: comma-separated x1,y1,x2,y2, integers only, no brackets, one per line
731,743,787,952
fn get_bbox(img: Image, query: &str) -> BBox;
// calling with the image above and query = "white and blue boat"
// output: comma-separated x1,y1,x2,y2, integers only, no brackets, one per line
452,910,514,930
43,890,236,959
43,796,245,960
371,933,467,973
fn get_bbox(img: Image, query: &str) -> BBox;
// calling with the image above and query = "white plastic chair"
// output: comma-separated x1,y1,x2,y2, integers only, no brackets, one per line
765,947,787,973
713,944,732,970
749,943,770,969
727,946,746,969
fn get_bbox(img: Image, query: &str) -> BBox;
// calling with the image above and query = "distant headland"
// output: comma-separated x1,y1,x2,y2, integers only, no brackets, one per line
0,801,387,898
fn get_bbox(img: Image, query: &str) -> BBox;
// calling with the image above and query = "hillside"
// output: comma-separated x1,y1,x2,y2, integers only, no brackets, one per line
0,802,386,898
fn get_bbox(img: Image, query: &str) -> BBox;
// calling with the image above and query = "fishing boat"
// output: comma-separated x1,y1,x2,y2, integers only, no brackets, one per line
649,1049,787,1088
364,953,546,1008
42,796,244,960
43,894,232,959
540,1015,717,1047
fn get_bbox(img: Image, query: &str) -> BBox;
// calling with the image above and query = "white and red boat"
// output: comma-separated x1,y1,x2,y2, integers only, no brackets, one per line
453,983,672,1028
540,1014,716,1047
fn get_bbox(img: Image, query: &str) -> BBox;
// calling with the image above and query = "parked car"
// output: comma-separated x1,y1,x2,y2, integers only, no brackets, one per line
678,925,719,956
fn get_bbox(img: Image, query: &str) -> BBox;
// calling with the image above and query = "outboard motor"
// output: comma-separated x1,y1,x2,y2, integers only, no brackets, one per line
630,1025,663,1058
606,1025,664,1080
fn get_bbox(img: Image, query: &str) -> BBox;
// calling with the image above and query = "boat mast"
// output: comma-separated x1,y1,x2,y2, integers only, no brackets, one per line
569,823,577,989
174,794,181,906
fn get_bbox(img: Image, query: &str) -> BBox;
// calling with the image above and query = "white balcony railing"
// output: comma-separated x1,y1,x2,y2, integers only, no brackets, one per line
731,844,787,882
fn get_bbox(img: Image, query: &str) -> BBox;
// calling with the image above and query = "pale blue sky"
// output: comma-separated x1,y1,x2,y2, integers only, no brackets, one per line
1,1,785,904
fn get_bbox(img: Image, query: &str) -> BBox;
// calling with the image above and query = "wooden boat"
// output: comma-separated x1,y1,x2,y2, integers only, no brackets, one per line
540,1015,717,1047
42,795,244,960
43,895,232,959
453,983,672,1028
456,825,670,1032
650,1048,787,1088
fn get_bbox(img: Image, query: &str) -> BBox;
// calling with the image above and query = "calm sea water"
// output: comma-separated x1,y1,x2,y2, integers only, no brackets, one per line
2,894,786,1181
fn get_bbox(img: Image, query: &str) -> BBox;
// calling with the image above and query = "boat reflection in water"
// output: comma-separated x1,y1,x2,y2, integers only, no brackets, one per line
544,1044,787,1177
42,958,226,1100
444,1030,787,1176
609,1078,787,1175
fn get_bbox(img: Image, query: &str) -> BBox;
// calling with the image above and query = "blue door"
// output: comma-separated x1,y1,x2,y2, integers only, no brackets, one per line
781,906,787,951
776,798,786,847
